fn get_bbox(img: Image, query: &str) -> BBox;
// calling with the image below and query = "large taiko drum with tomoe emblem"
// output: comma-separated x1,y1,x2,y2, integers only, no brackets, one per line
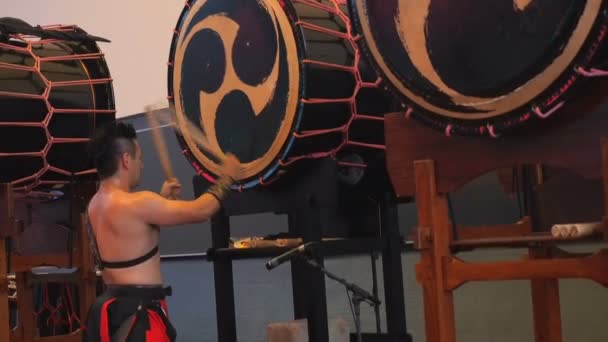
0,19,115,195
167,0,397,190
349,0,608,137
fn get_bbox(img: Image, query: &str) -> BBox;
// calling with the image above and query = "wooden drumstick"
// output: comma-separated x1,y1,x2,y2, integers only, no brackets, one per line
144,104,175,180
551,224,575,238
550,225,562,238
155,107,223,162
551,221,602,239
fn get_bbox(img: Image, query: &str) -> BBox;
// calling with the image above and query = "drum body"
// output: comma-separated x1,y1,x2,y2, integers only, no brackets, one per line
168,0,396,189
0,23,115,195
349,0,608,136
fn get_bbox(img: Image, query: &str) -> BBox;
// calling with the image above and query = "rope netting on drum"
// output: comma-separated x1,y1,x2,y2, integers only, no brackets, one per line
0,25,114,196
279,0,384,170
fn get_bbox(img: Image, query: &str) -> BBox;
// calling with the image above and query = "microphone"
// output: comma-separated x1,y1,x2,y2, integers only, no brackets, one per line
265,242,318,270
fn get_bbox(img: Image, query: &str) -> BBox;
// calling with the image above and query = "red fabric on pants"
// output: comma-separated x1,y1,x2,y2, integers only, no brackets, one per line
144,301,171,342
82,288,176,342
99,298,117,342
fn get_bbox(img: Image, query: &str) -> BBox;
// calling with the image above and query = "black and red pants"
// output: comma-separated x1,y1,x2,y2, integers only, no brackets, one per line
82,285,176,342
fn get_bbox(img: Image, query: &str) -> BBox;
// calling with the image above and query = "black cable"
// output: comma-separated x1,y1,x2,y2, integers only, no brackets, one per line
521,166,531,217
370,252,381,333
67,178,76,268
513,166,524,219
346,288,358,332
447,193,458,241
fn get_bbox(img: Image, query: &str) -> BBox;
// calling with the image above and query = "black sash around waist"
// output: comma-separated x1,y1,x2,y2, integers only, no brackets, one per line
104,285,172,300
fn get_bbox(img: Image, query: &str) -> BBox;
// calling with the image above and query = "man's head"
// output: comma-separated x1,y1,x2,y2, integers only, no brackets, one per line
89,122,143,189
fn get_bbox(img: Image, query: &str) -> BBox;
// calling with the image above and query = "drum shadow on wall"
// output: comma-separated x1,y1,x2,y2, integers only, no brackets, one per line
349,0,608,137
167,0,400,195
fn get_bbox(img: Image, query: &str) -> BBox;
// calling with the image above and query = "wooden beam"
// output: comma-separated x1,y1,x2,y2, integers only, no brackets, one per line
11,254,82,273
10,331,82,342
455,217,532,241
446,250,608,290
451,231,603,249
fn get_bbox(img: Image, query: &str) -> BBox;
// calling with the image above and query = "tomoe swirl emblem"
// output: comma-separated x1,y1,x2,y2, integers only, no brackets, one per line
351,0,606,135
171,0,299,180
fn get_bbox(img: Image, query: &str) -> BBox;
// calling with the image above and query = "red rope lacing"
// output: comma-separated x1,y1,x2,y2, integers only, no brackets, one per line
0,25,115,194
277,0,385,169
32,282,81,336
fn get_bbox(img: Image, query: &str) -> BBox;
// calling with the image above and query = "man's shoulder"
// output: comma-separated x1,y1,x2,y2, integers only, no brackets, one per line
128,190,163,202
118,190,168,211
93,190,158,212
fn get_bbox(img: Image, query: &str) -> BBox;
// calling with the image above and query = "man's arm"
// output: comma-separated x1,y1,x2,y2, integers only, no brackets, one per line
129,154,240,226
128,191,222,226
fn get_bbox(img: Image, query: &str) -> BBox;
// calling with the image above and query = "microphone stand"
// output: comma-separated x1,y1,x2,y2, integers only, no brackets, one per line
298,254,381,342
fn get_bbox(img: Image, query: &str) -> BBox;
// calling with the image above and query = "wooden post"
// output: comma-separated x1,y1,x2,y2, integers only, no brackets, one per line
414,160,456,342
71,183,98,333
529,248,563,342
602,138,608,241
528,165,563,342
415,255,440,342
0,239,7,342
78,213,97,330
0,184,14,342
15,272,34,342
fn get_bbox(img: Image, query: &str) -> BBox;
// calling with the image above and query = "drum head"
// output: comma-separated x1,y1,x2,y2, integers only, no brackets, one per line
350,0,608,136
168,0,304,188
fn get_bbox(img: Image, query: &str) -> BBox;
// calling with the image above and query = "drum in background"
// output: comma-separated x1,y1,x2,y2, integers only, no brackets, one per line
168,0,397,190
0,20,115,195
349,0,608,137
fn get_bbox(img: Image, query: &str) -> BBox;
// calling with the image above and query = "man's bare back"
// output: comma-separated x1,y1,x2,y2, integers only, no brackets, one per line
88,169,240,284
82,119,240,341
88,186,164,285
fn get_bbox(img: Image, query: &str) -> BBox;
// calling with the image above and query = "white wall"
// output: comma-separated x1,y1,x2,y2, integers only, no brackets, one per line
4,0,186,118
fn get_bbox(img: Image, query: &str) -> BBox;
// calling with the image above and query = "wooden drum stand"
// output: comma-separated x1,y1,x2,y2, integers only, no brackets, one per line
0,183,98,342
384,78,608,342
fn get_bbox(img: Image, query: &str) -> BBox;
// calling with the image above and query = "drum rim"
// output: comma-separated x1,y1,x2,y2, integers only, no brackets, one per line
348,0,608,137
167,0,308,189
0,25,116,192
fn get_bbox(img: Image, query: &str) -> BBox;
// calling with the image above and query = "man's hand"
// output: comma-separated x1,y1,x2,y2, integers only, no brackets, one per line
160,178,182,200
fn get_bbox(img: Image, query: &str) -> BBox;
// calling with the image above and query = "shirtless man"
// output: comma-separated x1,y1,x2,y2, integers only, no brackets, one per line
82,122,240,341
